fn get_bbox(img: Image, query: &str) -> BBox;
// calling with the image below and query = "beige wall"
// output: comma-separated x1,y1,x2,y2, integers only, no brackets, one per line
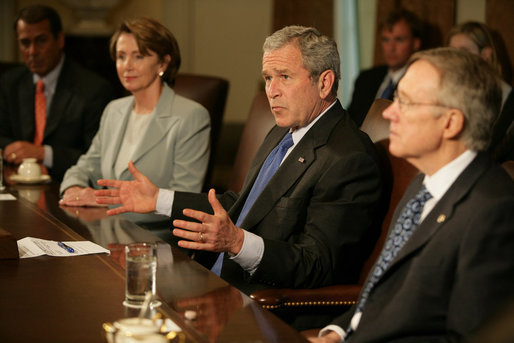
5,0,272,124
1,0,487,123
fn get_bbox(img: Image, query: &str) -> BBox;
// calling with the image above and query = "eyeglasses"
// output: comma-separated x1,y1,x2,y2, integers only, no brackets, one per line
393,90,451,113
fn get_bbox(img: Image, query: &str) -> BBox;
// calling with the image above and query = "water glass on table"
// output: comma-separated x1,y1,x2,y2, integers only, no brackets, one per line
124,242,160,308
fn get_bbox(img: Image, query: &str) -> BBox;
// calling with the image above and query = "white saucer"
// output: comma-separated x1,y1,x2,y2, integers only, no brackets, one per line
123,300,162,309
10,174,51,184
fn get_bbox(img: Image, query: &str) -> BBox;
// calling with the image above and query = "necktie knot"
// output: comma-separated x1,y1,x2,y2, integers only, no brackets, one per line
380,78,395,99
415,184,432,204
36,80,45,93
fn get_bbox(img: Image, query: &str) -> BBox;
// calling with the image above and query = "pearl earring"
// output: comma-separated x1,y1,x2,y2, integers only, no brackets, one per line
158,71,164,77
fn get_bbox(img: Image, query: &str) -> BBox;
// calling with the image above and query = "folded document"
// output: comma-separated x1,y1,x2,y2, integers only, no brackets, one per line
17,237,110,259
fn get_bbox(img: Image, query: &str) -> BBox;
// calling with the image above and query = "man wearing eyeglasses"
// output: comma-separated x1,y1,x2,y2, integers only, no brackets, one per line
310,48,514,342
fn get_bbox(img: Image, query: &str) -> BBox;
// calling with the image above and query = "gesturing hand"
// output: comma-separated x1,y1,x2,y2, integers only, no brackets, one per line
60,186,107,207
173,189,245,255
95,161,159,215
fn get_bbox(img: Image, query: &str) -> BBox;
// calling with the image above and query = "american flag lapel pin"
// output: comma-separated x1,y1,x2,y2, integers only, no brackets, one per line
298,157,305,163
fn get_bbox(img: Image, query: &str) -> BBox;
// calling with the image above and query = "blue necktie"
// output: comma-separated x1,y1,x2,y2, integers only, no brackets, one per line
211,132,294,276
380,78,395,100
344,185,432,339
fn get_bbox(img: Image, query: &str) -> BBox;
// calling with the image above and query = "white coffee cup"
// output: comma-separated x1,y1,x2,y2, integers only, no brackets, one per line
17,158,41,178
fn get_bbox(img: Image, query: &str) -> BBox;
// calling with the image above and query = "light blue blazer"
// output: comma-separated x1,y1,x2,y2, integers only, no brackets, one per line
60,83,211,223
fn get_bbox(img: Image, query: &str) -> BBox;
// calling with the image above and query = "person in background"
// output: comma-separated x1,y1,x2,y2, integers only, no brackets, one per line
0,4,116,181
447,21,514,162
95,26,386,297
309,47,514,343
348,8,422,126
59,17,210,224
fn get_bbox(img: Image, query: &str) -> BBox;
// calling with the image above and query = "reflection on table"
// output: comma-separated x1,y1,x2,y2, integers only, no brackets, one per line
0,165,308,343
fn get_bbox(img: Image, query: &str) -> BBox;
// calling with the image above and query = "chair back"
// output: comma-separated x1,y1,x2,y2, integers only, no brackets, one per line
360,98,392,142
358,138,419,284
228,91,275,193
502,160,514,179
173,73,229,190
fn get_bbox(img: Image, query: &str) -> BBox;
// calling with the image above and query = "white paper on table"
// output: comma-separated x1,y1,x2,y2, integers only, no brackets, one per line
17,237,110,259
0,193,16,201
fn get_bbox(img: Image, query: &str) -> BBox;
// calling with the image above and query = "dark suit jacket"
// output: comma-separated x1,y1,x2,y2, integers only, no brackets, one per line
0,58,116,180
172,101,386,294
348,65,389,127
334,153,514,342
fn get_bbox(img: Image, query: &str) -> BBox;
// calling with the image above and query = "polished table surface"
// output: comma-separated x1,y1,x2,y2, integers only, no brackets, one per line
0,166,308,343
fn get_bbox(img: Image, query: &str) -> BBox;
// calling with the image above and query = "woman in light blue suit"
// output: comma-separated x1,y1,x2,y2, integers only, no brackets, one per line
59,17,210,223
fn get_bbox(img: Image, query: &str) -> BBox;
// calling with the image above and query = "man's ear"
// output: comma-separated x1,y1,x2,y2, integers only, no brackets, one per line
413,37,421,52
161,54,171,71
58,32,65,50
318,69,335,99
480,46,493,64
443,108,465,140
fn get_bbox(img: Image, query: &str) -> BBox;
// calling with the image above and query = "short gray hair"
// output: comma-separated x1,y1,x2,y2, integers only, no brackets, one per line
263,25,340,96
409,47,502,151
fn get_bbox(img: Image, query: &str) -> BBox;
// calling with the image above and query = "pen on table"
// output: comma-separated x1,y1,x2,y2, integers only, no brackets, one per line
58,241,75,253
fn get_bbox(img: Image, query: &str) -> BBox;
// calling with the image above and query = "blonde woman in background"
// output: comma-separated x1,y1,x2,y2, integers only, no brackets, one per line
447,21,513,161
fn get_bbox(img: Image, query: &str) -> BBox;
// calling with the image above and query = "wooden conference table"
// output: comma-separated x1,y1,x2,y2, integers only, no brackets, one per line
0,167,308,343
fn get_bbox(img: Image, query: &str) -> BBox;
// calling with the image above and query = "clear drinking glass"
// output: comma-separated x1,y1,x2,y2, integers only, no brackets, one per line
123,243,160,308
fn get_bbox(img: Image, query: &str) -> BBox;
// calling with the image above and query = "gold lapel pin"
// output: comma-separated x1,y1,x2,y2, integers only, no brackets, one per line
298,157,305,163
437,214,446,223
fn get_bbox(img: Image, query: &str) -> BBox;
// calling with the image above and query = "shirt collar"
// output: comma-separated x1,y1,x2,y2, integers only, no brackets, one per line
423,150,477,201
33,54,65,96
291,100,337,145
388,65,407,84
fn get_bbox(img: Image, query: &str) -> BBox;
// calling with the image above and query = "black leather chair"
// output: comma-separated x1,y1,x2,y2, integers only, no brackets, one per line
227,91,275,193
173,73,229,191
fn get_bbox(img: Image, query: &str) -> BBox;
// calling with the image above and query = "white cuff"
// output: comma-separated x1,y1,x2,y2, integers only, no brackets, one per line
43,145,52,168
230,230,264,275
318,325,345,342
156,189,174,216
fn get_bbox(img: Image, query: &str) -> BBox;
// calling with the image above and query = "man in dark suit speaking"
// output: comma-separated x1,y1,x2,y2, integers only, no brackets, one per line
95,26,386,295
0,4,115,181
311,48,514,342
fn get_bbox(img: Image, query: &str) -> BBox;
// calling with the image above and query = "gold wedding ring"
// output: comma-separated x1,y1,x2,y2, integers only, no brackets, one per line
198,232,204,242
11,153,16,161
75,196,79,201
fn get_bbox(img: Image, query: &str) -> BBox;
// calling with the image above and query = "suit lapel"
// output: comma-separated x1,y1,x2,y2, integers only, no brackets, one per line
119,85,176,178
44,59,73,140
105,100,132,177
382,153,490,276
238,102,343,230
18,74,36,140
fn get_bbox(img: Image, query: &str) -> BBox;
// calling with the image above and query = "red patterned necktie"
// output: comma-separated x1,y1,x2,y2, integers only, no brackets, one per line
34,80,46,146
